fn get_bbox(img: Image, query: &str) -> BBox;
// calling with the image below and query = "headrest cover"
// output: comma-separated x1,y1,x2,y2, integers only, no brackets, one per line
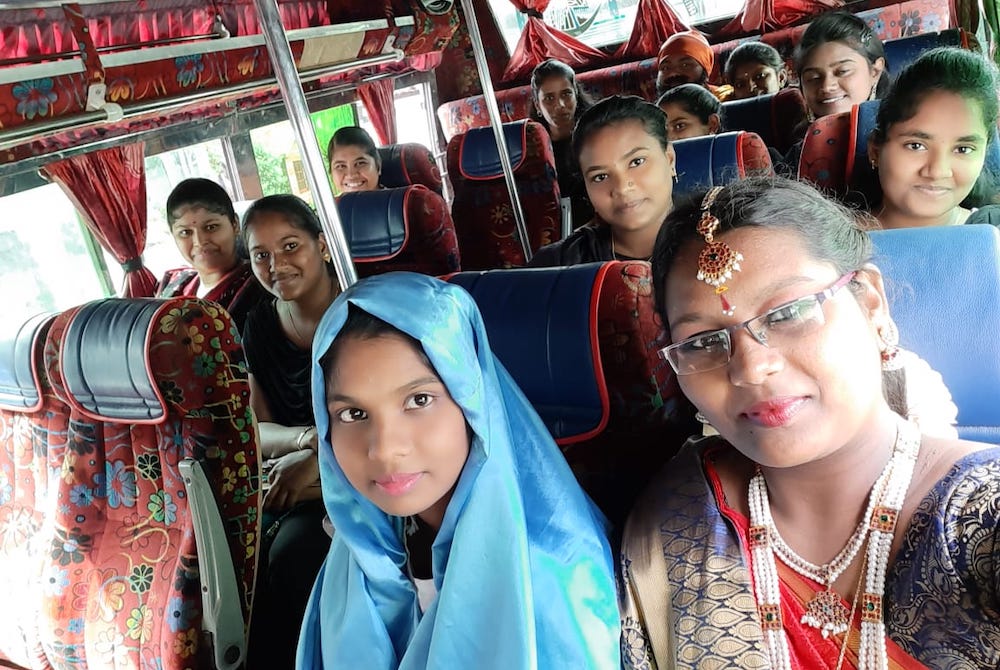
0,312,56,412
61,299,167,423
883,29,963,74
377,145,409,188
459,120,528,179
447,263,610,443
673,131,745,201
337,187,410,260
871,226,1000,443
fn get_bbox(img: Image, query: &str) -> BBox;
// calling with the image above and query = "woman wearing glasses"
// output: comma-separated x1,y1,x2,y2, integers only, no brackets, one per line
619,176,998,669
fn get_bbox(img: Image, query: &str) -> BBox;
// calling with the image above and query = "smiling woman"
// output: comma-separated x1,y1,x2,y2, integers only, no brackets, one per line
327,126,382,194
868,48,1000,229
239,194,341,670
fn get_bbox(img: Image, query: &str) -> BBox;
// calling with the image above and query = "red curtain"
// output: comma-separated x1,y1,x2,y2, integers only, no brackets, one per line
615,0,690,59
358,79,398,145
501,15,605,83
40,144,158,297
715,0,842,38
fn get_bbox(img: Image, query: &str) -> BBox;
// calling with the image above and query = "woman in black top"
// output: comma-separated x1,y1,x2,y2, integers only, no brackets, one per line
530,59,596,229
241,194,340,669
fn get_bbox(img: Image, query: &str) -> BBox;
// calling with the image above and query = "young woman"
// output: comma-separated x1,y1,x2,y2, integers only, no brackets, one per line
328,126,382,194
795,12,888,121
725,42,788,101
868,48,1000,228
620,176,997,669
529,95,676,267
157,178,266,331
656,83,722,142
530,58,596,227
240,194,341,670
297,272,620,668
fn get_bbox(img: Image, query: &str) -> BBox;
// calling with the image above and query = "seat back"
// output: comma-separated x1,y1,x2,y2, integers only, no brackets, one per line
447,120,561,269
720,88,808,154
871,226,1000,443
337,185,461,277
376,143,443,194
800,99,1000,201
38,298,260,670
448,262,693,527
673,131,774,202
0,312,62,669
883,28,968,74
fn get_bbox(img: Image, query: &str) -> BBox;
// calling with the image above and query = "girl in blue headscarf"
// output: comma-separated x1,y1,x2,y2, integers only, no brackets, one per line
297,272,621,669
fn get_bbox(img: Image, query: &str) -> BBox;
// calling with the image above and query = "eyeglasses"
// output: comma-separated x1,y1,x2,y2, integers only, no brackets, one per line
660,272,857,375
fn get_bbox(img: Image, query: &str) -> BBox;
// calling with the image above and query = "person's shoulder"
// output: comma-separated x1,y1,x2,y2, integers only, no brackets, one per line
156,267,197,297
966,204,1000,227
528,222,608,267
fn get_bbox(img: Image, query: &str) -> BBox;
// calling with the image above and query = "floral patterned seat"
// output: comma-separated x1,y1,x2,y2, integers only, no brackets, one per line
336,185,461,277
450,261,694,528
0,312,62,670
37,298,260,670
376,143,444,195
446,119,561,269
673,131,774,203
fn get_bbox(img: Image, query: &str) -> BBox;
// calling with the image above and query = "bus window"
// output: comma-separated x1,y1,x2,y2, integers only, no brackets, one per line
0,184,113,320
354,83,437,149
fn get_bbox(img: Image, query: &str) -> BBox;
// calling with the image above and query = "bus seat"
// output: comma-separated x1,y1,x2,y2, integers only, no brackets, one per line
883,29,967,73
448,261,694,528
376,143,443,194
447,119,561,269
0,312,61,670
337,185,461,277
673,131,774,203
800,100,1000,202
872,225,1000,444
720,89,808,154
39,298,260,670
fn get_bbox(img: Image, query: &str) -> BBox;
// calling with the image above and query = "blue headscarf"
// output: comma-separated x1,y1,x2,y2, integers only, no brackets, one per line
296,272,620,669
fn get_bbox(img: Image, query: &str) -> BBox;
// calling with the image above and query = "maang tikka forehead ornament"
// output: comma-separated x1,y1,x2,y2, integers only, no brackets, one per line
696,186,743,316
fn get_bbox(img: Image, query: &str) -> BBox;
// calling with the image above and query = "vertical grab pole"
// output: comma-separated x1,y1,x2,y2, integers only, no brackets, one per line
458,0,532,262
252,0,358,289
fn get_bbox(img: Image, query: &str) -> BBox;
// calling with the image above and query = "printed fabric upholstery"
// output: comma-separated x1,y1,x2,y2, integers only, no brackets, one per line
0,313,62,670
376,143,443,194
339,185,462,277
447,120,561,269
797,110,852,195
673,131,774,203
434,0,951,140
37,298,260,670
720,88,807,154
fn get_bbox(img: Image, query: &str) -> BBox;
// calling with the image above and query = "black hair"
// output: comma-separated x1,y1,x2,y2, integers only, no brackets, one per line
651,176,907,416
795,11,890,99
871,47,999,206
529,58,595,128
572,95,670,165
241,194,335,275
166,178,237,229
327,126,381,170
724,41,785,81
656,83,721,124
320,304,433,381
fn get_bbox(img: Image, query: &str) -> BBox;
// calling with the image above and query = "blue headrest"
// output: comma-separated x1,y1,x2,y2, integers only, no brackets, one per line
458,120,527,179
336,187,409,260
61,299,167,423
883,29,963,75
0,312,56,412
447,263,610,444
673,131,745,202
377,145,411,189
852,99,1000,190
871,226,1000,444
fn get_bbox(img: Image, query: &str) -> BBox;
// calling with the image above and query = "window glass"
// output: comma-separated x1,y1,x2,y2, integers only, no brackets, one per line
0,183,111,321
488,0,745,52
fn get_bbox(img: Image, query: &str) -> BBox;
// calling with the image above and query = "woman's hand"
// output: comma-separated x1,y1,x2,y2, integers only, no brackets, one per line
263,449,321,511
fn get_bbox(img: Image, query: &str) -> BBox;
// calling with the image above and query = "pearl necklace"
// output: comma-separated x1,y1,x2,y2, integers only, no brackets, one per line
747,419,921,670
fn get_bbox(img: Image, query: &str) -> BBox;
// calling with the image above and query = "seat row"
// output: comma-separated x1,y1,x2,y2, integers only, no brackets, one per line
2,224,997,669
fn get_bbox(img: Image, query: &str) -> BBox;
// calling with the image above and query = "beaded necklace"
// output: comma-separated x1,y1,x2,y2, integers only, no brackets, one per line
747,419,921,670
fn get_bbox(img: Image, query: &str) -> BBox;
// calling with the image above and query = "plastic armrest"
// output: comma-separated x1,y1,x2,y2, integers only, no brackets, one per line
180,458,246,670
